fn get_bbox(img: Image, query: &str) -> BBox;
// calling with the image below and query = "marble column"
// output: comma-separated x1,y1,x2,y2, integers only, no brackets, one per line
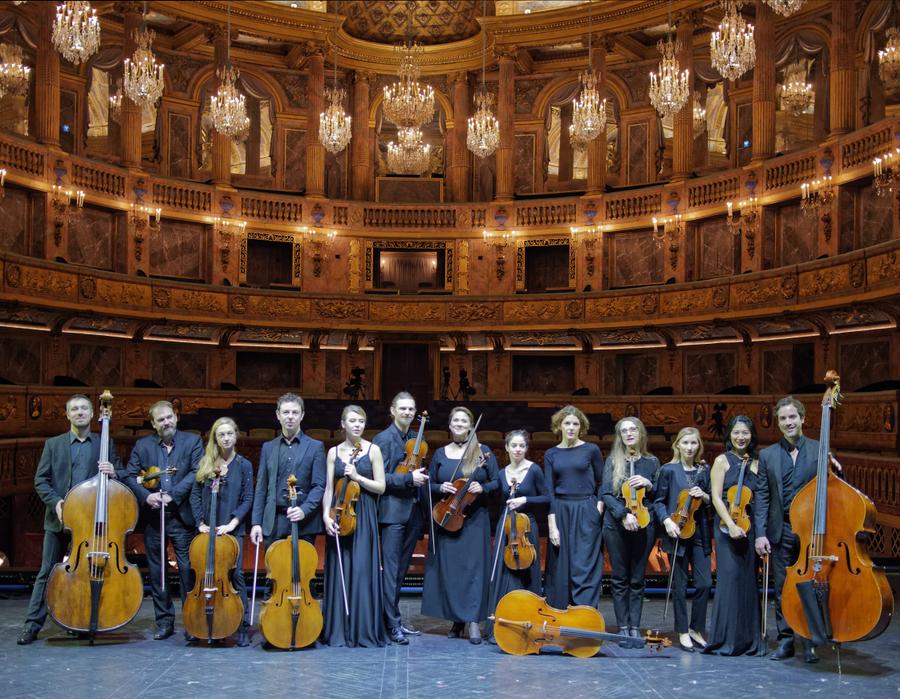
449,72,470,202
306,45,326,198
495,49,515,201
209,26,232,186
350,70,371,200
751,0,775,163
586,35,611,195
34,2,59,147
119,3,143,168
558,102,573,183
672,15,695,179
829,0,855,137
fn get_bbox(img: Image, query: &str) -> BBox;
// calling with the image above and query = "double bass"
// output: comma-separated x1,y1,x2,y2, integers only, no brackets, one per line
182,470,244,643
259,475,322,649
46,390,142,642
781,371,893,645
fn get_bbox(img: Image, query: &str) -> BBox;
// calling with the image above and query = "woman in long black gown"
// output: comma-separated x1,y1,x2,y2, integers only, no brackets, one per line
421,406,499,644
704,415,763,656
485,430,549,643
322,405,387,647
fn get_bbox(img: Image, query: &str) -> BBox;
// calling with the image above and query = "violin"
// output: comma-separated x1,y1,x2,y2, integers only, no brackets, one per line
329,443,362,537
720,454,753,535
46,390,143,642
136,465,176,489
259,475,322,649
396,412,428,476
182,470,244,643
490,590,671,657
621,451,651,529
781,371,893,644
670,460,707,540
503,479,536,571
433,451,485,532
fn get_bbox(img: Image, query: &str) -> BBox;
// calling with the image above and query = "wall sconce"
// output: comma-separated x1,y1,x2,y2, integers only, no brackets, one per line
302,225,336,277
873,145,900,197
129,179,160,263
0,168,6,199
51,178,85,245
726,196,759,259
214,216,247,271
653,190,682,272
483,229,515,280
800,175,833,218
569,224,603,277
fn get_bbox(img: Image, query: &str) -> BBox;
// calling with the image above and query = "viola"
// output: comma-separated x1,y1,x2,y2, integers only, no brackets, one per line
490,590,671,657
433,452,485,532
670,460,707,540
46,390,143,642
621,452,651,529
329,444,362,537
503,479,536,571
395,412,429,476
259,475,322,649
182,470,244,643
720,454,753,535
781,371,893,644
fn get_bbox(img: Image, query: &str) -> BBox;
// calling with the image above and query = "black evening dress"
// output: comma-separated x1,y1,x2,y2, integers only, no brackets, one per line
704,451,763,656
421,445,499,623
322,449,387,647
485,463,549,641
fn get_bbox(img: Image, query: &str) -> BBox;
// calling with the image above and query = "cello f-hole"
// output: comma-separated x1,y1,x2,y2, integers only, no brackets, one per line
796,545,812,576
837,541,861,575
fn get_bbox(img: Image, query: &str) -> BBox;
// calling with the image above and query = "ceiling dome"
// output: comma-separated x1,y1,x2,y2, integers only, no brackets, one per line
335,0,489,46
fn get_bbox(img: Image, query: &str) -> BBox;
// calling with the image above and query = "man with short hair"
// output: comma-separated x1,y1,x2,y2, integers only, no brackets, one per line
17,394,123,645
250,393,326,550
375,391,429,645
125,400,203,641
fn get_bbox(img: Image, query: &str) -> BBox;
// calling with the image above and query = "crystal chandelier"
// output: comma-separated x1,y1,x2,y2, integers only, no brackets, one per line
387,127,431,175
319,1,351,154
780,60,813,115
879,27,900,92
123,26,165,109
383,44,435,128
467,1,499,160
0,43,31,98
763,0,805,16
710,0,756,81
649,35,690,119
52,1,101,65
210,4,250,141
569,0,606,150
692,91,706,135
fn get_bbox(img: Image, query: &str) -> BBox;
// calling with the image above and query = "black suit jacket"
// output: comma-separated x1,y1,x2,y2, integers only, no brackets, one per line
190,455,254,535
125,430,204,527
754,435,820,545
34,431,125,532
374,424,420,524
251,432,326,537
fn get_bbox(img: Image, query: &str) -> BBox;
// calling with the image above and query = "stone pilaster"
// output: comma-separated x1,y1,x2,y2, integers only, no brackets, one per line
751,0,776,163
495,48,515,201
305,45,326,198
350,70,372,200
829,0,855,137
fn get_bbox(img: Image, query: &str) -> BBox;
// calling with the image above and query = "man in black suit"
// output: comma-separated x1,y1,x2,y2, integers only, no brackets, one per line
250,393,326,550
755,395,823,663
375,391,429,645
126,400,203,641
18,394,123,645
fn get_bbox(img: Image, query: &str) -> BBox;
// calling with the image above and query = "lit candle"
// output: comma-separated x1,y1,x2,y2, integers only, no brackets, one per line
727,201,733,217
154,207,161,224
652,217,658,233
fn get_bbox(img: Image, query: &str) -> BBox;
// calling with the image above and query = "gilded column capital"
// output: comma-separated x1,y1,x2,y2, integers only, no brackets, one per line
354,70,375,84
205,24,227,45
449,71,469,86
304,41,326,59
496,45,518,62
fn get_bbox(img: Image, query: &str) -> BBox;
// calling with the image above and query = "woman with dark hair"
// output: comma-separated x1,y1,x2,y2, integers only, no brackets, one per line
485,430,549,643
704,415,763,656
601,417,660,638
543,405,605,610
422,406,499,644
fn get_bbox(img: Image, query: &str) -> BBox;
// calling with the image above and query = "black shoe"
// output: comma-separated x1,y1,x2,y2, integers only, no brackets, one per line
184,631,197,644
467,622,482,645
153,624,174,640
17,628,38,645
236,627,250,647
679,642,695,653
770,639,795,660
400,623,421,636
390,627,409,645
447,622,464,639
803,645,819,664
629,627,642,638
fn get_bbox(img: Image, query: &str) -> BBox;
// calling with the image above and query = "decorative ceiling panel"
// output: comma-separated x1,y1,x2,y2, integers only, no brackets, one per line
334,1,487,45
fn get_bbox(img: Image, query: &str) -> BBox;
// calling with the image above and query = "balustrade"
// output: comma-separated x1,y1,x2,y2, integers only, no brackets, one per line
605,190,662,221
70,159,126,198
241,195,302,223
363,206,457,227
514,203,577,227
0,136,45,177
765,152,816,191
841,121,894,171
152,180,213,213
688,173,740,208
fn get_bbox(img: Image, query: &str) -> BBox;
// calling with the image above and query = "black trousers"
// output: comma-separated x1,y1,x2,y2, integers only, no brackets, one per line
381,504,424,630
24,530,68,632
145,513,194,627
605,521,656,628
263,512,317,550
670,538,712,635
773,520,802,642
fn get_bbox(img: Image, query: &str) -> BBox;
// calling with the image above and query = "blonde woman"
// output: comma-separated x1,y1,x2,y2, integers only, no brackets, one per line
600,417,660,638
653,427,711,652
189,417,254,646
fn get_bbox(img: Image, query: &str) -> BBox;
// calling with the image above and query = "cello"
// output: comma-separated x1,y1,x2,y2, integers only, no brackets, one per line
46,390,143,642
781,371,894,645
182,470,244,644
259,475,322,649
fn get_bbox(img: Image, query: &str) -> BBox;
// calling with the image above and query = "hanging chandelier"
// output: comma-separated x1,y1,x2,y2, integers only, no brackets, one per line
52,1,101,65
467,0,499,160
210,4,249,141
710,0,756,81
879,28,900,92
383,44,435,128
780,60,813,115
692,91,706,135
387,126,431,175
763,0,805,16
0,43,31,98
569,0,606,150
123,28,165,109
319,1,351,154
649,36,690,119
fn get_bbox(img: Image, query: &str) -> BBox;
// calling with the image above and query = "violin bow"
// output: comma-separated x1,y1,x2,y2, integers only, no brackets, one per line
249,538,260,627
159,470,168,591
334,441,359,618
663,538,678,620
446,414,484,482
761,554,770,640
490,504,509,584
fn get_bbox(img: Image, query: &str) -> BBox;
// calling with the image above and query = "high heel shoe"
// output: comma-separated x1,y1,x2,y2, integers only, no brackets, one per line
678,633,694,652
688,629,707,649
447,622,464,639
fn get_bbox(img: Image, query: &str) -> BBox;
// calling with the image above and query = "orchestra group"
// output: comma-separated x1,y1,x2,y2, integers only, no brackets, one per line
15,390,842,662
